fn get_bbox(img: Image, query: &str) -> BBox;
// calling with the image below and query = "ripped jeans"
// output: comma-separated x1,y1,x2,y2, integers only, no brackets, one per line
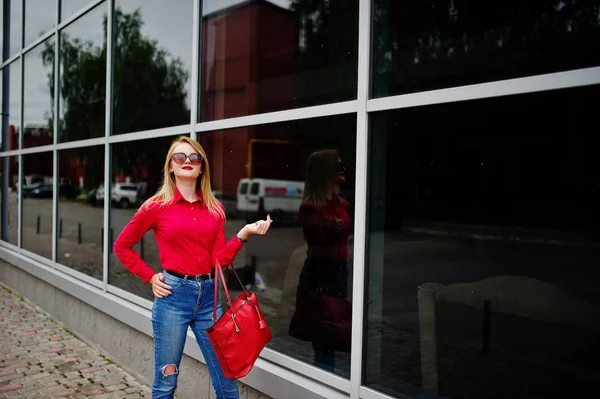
151,271,240,399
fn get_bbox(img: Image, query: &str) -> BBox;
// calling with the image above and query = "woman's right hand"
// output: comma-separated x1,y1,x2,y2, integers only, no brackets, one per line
149,273,172,298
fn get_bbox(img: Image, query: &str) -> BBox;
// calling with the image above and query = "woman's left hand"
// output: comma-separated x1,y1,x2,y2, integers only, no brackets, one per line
242,214,273,237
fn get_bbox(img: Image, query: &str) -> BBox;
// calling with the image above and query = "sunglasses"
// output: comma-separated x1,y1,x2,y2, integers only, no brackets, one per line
172,152,203,165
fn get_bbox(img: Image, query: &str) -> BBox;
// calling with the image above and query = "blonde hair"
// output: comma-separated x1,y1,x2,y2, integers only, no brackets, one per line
142,136,225,219
303,149,340,209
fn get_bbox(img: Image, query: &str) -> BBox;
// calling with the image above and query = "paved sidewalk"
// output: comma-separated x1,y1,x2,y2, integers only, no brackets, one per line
0,284,152,398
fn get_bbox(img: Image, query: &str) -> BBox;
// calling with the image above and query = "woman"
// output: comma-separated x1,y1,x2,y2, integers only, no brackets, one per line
288,149,352,372
114,136,272,399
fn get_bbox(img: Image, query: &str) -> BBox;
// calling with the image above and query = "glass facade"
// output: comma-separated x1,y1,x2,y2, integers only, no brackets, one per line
58,2,106,143
112,0,193,134
1,1,599,398
200,0,358,121
23,37,54,148
365,84,600,398
24,0,56,47
4,0,22,60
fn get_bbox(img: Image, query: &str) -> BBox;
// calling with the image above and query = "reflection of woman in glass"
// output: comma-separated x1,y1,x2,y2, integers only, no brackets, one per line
114,136,272,399
289,149,352,372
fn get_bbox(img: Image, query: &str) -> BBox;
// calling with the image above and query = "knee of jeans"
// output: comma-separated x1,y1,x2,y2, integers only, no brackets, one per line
161,364,179,377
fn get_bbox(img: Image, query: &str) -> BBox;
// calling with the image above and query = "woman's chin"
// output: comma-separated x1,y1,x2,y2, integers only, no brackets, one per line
174,173,200,182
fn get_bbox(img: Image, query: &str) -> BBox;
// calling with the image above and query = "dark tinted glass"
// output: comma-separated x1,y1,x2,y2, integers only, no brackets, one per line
1,3,4,58
61,0,94,21
57,146,104,279
200,0,358,121
372,0,600,97
24,0,56,46
109,135,186,299
1,155,19,245
365,84,600,398
58,3,107,142
112,0,192,135
199,114,356,376
23,37,55,148
22,152,54,259
5,0,22,59
1,61,20,151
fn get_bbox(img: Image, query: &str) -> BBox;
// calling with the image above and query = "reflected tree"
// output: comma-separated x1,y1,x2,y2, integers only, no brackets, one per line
42,8,189,183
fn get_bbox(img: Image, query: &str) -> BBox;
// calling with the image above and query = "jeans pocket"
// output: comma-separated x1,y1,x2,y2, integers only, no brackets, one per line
163,275,184,291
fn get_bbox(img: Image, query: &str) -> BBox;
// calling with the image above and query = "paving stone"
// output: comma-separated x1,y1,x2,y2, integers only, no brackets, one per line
0,286,151,399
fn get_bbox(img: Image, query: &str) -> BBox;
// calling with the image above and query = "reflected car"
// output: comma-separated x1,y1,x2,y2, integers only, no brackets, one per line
136,181,160,207
23,183,81,199
22,182,46,197
214,191,237,219
59,183,81,200
96,183,139,208
87,187,98,206
26,184,54,198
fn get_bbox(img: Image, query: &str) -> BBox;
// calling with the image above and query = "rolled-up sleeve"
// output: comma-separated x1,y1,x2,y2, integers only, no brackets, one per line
211,214,244,268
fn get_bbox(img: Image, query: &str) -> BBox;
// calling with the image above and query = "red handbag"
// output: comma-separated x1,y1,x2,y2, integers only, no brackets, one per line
205,262,272,379
289,286,352,352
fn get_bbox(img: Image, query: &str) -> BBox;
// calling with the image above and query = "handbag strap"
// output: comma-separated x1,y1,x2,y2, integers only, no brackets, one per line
212,261,248,321
212,262,268,330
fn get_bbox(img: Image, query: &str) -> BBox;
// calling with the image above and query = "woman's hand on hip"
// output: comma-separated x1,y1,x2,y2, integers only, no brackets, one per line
239,214,273,240
150,273,172,298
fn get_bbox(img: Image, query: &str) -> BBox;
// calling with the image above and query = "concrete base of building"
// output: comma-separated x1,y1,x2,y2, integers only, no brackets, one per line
0,259,268,399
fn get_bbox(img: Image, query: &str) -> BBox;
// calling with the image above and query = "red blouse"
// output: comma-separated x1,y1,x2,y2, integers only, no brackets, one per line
113,188,243,282
299,193,352,262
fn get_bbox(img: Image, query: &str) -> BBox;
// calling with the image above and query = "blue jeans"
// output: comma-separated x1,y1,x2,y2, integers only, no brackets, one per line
151,271,240,399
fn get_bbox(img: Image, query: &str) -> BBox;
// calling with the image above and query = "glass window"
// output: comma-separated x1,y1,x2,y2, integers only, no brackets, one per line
1,2,4,58
23,37,55,148
61,0,94,22
372,0,600,98
5,0,22,59
365,84,600,398
24,0,56,46
112,0,192,135
109,135,187,300
2,61,21,151
58,2,106,143
200,0,358,121
1,155,19,246
197,114,356,377
57,146,104,279
22,152,53,259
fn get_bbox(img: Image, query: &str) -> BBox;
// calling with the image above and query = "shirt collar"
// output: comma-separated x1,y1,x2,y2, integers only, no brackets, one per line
173,186,203,204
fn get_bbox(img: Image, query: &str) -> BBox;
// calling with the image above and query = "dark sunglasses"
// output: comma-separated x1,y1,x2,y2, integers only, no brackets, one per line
335,161,347,172
172,152,203,165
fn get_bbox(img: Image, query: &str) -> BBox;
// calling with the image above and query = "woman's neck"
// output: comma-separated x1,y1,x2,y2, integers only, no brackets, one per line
326,185,340,200
176,179,199,202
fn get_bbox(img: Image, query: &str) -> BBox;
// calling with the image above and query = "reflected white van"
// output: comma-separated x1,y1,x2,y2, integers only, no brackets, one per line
236,178,304,224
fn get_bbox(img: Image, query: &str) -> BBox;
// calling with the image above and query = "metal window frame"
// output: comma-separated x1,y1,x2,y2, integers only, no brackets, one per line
1,0,600,398
351,0,372,397
367,66,600,114
102,0,112,292
52,0,60,266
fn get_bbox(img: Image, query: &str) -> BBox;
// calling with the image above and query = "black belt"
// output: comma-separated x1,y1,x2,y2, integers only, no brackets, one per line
164,269,214,281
